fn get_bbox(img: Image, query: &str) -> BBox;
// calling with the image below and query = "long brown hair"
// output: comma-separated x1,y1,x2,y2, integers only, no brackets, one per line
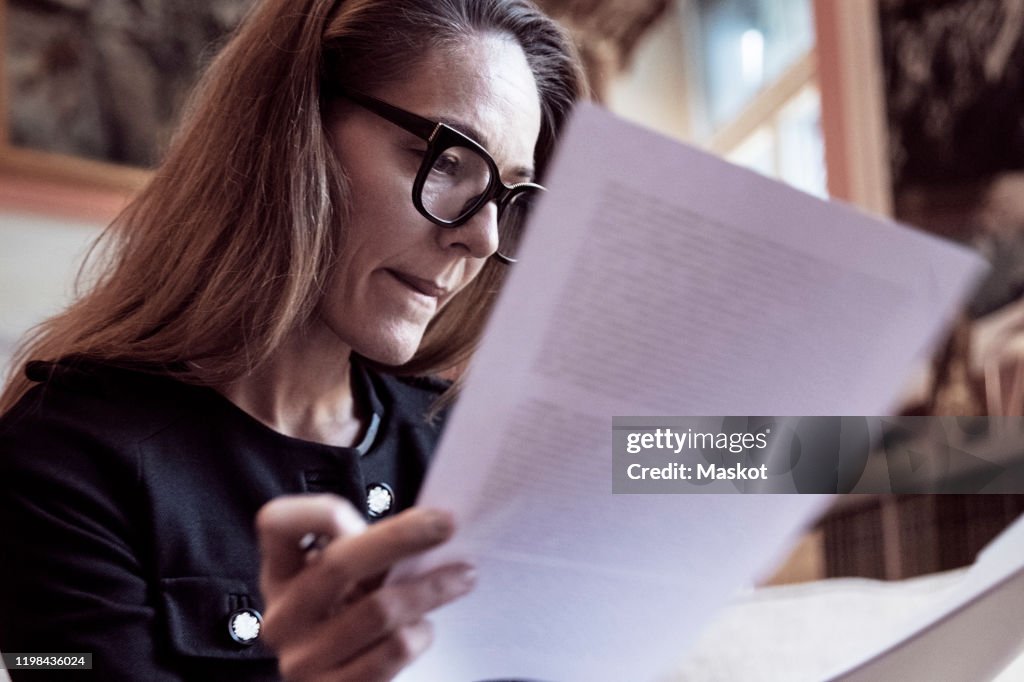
0,0,584,413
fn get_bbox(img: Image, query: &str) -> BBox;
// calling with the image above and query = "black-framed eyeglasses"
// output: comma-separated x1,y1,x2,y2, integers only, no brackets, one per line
332,85,544,264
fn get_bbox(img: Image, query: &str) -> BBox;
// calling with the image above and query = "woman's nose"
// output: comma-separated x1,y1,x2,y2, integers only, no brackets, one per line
436,201,500,259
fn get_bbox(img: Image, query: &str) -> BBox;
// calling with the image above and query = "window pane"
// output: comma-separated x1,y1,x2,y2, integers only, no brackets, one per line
694,0,814,129
777,83,826,197
724,83,826,198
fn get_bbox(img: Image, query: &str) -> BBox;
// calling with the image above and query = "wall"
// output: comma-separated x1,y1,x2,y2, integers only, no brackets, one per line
606,7,691,143
0,209,102,376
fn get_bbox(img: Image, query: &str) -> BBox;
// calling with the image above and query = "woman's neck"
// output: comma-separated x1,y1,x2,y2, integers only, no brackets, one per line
215,324,367,447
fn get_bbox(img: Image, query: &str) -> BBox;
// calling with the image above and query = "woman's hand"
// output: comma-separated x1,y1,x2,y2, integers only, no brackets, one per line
256,495,475,681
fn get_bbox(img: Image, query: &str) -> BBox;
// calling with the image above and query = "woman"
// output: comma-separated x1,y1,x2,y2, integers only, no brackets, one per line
0,0,584,679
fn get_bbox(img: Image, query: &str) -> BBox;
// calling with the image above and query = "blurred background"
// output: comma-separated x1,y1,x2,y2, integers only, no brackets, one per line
2,0,1023,586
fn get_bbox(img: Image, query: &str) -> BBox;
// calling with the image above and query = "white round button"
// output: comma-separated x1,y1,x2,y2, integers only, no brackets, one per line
228,608,262,645
366,482,394,518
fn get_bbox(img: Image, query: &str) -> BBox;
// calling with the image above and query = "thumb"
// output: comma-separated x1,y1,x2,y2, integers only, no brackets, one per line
255,494,367,594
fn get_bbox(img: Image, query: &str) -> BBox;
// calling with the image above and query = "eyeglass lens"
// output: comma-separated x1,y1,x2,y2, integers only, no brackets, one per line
496,190,536,262
420,145,538,262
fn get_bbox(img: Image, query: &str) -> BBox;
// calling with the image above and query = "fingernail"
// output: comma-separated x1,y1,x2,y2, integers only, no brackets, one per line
445,565,477,595
456,565,477,589
424,509,454,539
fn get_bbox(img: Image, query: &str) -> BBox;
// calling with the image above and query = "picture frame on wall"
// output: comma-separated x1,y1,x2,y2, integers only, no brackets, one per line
0,0,254,192
875,0,1024,417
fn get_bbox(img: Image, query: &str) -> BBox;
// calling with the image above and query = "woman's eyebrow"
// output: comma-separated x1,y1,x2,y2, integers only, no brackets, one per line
437,116,535,182
511,165,535,182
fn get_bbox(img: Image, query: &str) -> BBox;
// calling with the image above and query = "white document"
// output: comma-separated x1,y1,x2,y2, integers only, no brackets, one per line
824,514,1024,681
393,103,987,681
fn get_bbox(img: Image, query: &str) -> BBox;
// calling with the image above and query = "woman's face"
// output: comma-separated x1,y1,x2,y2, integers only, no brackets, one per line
323,33,542,365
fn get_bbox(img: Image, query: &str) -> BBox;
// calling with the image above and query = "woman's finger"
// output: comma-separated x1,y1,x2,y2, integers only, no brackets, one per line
274,562,476,678
256,494,367,594
298,620,435,682
317,506,454,589
261,506,455,640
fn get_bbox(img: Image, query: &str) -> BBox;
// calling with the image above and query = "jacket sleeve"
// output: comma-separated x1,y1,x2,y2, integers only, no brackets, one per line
0,389,184,682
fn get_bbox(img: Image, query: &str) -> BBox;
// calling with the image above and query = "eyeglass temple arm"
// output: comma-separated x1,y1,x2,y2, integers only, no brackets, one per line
331,85,438,141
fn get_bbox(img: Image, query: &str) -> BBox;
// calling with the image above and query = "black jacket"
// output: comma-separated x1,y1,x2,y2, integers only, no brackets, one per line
0,359,445,681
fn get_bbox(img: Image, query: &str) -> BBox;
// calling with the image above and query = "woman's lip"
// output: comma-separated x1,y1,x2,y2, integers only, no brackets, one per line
386,270,449,298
